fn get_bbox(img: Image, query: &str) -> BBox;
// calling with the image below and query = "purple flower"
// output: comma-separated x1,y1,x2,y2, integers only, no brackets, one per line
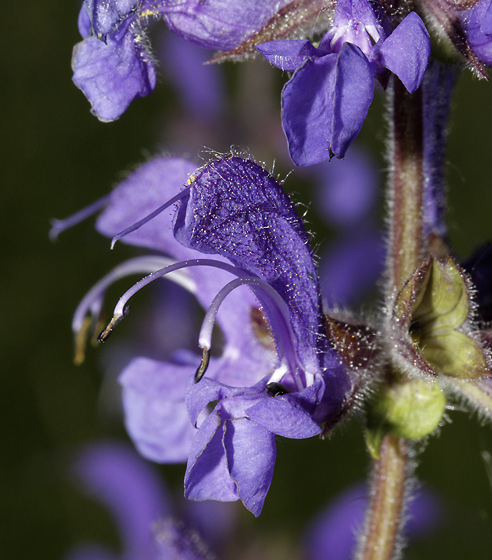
64,154,353,515
72,0,293,120
73,1,157,121
257,0,430,165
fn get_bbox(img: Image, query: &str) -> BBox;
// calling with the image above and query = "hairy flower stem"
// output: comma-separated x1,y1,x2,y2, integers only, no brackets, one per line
358,434,411,560
389,78,424,292
360,79,426,560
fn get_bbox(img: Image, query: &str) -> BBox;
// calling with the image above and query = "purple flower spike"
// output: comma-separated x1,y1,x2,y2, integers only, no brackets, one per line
120,356,200,463
258,0,430,165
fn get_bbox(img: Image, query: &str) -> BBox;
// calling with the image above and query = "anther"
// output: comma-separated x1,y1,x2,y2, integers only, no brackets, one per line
74,316,92,366
194,347,211,383
266,382,290,397
97,306,131,342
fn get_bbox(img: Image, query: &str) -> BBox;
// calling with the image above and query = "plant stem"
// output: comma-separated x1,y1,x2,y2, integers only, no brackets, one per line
388,78,424,292
358,434,410,560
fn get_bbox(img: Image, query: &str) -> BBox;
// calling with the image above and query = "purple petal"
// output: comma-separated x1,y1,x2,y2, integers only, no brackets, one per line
314,355,354,427
282,54,337,166
72,441,170,557
256,40,320,71
96,157,197,253
184,411,238,502
186,377,235,426
331,43,374,158
161,0,291,51
246,393,321,438
480,0,492,35
379,12,430,94
78,4,92,38
120,357,197,462
72,19,156,121
95,156,273,367
331,0,383,31
186,378,268,426
223,418,276,516
322,0,384,55
173,156,323,366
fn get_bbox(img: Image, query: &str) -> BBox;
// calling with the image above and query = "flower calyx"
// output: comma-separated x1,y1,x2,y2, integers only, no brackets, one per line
391,255,492,380
325,315,380,373
365,374,447,458
209,0,334,63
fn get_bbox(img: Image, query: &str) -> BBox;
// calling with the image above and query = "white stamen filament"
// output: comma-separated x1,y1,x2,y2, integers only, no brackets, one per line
267,362,290,384
73,255,194,333
103,258,303,382
198,276,301,380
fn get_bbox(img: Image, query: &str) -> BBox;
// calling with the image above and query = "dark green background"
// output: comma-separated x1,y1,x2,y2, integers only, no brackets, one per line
3,1,492,558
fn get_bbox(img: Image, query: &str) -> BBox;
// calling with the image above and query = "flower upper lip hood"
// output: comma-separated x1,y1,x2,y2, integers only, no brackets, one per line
172,155,326,376
256,0,430,165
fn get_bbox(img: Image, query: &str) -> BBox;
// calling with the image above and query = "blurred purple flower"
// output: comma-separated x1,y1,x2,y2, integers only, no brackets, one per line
461,0,492,66
321,230,385,308
311,148,380,229
161,0,293,51
160,31,225,121
304,483,443,560
421,0,492,73
66,441,233,560
257,0,430,165
304,146,385,308
66,441,170,560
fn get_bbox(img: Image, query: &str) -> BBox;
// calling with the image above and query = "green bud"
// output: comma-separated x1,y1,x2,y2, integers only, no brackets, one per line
366,378,446,458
